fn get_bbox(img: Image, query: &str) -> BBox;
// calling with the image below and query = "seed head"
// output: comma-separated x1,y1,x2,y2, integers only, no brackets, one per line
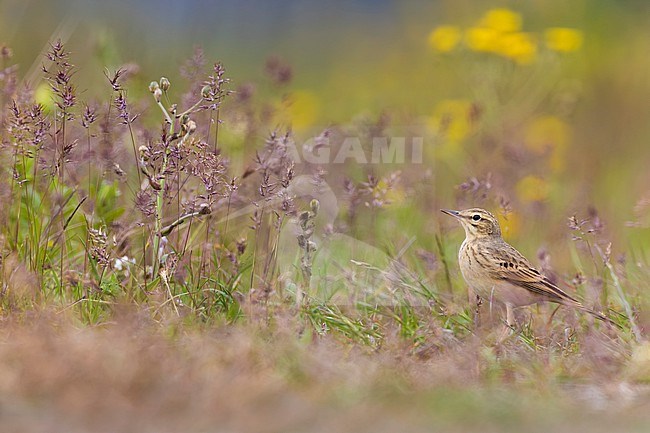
148,81,160,93
160,77,171,91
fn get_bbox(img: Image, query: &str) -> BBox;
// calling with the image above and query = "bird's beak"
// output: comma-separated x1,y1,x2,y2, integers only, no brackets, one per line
441,209,460,218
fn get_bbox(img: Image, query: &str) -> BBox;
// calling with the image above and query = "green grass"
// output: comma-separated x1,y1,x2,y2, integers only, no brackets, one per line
1,7,650,430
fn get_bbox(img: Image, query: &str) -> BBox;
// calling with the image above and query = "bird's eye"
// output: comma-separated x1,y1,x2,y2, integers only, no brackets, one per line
472,214,481,221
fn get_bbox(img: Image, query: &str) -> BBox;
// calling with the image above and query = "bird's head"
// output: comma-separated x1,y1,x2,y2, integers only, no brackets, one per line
441,208,502,240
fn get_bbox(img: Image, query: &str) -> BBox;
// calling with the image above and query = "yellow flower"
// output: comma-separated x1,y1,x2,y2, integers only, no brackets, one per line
277,90,320,130
496,32,537,64
465,9,536,63
428,26,462,52
516,176,549,203
497,211,521,239
525,116,569,172
525,116,569,153
465,27,501,52
479,8,522,33
545,28,583,52
428,99,473,142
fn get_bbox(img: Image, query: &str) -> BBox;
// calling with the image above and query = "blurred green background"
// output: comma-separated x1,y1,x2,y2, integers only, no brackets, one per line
3,0,650,252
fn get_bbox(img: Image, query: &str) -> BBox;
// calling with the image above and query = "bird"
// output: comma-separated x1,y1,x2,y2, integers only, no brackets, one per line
440,208,616,332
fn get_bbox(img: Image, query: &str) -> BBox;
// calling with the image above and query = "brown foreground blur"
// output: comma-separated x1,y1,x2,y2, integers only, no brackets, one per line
0,309,648,433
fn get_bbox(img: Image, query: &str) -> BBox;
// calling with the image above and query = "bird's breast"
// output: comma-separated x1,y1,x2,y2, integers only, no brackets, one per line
459,239,497,299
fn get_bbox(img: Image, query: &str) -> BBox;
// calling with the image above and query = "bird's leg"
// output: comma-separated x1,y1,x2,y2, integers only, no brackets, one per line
547,304,561,329
497,303,516,344
473,293,483,330
506,302,516,328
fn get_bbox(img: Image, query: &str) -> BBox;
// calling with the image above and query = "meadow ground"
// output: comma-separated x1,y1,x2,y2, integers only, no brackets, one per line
2,3,650,432
0,309,649,433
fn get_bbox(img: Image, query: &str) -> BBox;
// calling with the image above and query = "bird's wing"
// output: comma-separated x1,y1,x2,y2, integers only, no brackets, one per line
483,243,580,305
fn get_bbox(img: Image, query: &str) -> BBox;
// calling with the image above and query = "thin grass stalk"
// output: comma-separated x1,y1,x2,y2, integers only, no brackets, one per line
82,118,93,280
249,208,263,294
152,108,173,279
198,106,218,287
10,145,20,249
594,243,643,342
57,101,68,293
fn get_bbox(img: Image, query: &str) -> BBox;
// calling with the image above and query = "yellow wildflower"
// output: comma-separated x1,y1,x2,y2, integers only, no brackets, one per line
545,28,583,52
465,27,501,52
525,116,570,153
479,8,522,33
428,99,473,142
497,211,521,239
496,32,537,64
516,176,549,203
524,115,569,172
428,26,462,52
277,90,320,130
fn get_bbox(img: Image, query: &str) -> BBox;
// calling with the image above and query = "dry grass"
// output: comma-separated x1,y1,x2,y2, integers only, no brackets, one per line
0,311,648,433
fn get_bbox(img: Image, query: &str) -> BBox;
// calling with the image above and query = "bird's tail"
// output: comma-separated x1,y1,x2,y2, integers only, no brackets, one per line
575,303,621,329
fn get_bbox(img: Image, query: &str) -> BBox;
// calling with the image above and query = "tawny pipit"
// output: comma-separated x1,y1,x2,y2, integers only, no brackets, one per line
441,208,613,328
